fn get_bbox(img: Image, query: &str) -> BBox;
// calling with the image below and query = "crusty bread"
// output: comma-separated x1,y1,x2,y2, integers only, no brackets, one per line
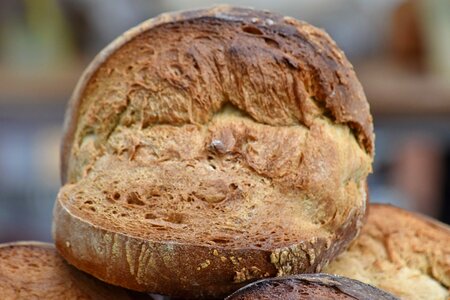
0,241,139,299
53,6,374,299
225,274,399,300
324,204,450,300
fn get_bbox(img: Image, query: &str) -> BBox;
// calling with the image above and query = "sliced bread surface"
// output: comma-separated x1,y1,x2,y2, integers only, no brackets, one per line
324,204,450,300
54,5,374,299
225,274,399,300
0,241,139,299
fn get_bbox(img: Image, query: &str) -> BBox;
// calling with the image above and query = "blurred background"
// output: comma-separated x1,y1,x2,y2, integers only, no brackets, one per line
0,0,449,242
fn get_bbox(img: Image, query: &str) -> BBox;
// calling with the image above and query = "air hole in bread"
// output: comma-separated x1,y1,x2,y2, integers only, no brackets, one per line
105,195,115,203
264,37,280,48
153,187,165,196
242,25,263,35
145,213,157,220
126,192,145,206
113,192,121,200
84,200,93,205
211,237,230,244
229,183,238,190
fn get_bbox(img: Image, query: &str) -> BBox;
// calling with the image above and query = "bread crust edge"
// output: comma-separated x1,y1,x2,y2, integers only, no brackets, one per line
52,189,366,298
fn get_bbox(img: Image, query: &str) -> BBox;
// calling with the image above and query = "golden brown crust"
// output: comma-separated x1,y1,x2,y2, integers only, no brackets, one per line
0,241,137,299
61,5,373,184
53,191,366,299
55,5,374,299
225,274,399,300
325,204,450,300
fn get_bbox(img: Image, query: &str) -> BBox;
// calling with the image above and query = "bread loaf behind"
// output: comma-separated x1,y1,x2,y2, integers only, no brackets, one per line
0,241,139,299
325,204,450,300
225,274,399,300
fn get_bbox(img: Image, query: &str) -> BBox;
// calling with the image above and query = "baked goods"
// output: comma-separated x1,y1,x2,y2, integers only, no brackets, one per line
225,274,399,300
325,204,450,300
0,241,138,299
53,5,374,298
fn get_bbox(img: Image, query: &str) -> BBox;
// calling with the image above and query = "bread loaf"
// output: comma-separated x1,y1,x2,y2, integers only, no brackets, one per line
0,241,139,299
53,5,374,298
325,204,450,300
225,274,399,300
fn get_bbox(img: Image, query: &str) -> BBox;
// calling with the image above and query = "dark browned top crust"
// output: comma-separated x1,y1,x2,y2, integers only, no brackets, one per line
54,5,374,299
225,274,399,300
325,204,450,300
0,241,136,299
61,5,373,184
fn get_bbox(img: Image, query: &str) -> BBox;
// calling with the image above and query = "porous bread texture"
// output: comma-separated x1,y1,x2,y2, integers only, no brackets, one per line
0,242,133,300
225,274,399,300
54,5,374,299
59,115,368,248
324,204,450,300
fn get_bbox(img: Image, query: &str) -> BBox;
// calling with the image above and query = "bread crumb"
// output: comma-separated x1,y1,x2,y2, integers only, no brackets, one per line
199,259,211,269
233,266,264,283
230,256,239,265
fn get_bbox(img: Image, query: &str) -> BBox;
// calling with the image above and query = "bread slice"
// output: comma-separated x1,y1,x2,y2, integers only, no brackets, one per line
0,241,141,299
324,204,450,300
53,5,374,298
225,274,399,300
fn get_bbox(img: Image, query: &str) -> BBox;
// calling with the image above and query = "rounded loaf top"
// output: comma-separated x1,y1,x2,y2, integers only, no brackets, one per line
61,5,374,184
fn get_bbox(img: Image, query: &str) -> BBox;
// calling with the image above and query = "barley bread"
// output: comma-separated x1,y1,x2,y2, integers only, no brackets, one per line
0,241,143,299
325,204,450,300
225,274,399,300
53,5,374,299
